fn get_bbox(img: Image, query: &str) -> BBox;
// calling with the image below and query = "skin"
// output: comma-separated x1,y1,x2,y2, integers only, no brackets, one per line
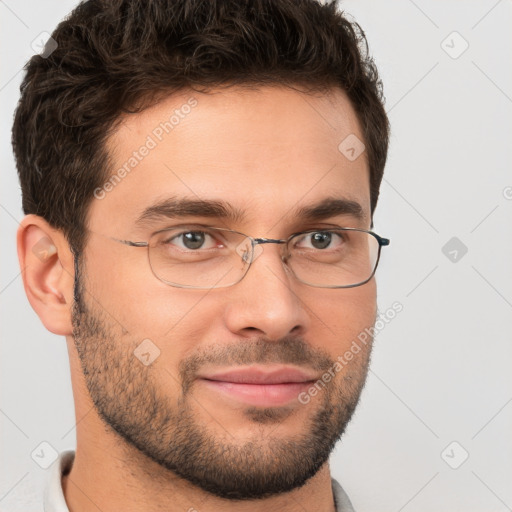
17,85,378,512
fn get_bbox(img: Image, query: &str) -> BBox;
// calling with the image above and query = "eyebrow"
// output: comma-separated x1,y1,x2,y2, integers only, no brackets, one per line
134,196,366,227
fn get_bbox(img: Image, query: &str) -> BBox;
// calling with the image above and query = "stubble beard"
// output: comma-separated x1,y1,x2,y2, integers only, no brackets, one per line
70,258,372,500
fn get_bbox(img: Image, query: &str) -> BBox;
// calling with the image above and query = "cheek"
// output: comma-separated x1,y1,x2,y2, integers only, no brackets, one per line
116,282,215,343
83,235,377,366
83,242,213,344
306,281,377,354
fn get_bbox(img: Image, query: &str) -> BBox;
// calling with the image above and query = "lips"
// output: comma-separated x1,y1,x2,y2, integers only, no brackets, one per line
200,366,317,384
197,365,318,407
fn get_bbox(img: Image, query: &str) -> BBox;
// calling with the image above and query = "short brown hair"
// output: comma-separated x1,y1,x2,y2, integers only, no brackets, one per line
12,0,389,256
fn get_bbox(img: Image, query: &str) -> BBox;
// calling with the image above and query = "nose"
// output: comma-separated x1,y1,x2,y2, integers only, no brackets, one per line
222,241,310,340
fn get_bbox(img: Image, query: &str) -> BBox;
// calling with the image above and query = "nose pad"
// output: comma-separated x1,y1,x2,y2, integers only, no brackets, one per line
235,239,263,264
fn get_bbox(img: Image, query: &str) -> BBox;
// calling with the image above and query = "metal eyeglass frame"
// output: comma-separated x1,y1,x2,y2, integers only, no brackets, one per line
107,226,390,289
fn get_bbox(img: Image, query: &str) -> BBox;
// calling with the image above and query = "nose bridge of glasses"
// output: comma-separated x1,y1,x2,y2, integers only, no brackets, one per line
253,237,286,245
259,237,288,260
253,238,287,262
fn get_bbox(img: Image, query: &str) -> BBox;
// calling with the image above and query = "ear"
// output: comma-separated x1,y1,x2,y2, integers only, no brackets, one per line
17,215,76,336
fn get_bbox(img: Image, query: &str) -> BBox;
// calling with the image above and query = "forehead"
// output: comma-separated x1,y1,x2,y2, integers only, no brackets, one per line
89,85,370,235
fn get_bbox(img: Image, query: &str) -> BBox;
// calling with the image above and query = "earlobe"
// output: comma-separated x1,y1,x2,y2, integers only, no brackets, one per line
17,215,76,336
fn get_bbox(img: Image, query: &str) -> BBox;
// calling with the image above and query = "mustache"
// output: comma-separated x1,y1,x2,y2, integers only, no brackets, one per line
179,336,334,393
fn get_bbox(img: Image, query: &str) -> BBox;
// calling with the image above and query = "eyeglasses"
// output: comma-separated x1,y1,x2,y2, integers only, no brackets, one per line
105,224,390,289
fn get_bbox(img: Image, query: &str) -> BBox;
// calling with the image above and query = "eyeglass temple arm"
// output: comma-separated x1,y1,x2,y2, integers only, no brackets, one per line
108,236,148,247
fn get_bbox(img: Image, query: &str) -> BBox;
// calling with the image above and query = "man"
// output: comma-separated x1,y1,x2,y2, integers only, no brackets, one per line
13,0,390,510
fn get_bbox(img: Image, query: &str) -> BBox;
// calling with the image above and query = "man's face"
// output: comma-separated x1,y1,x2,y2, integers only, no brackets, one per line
71,85,377,499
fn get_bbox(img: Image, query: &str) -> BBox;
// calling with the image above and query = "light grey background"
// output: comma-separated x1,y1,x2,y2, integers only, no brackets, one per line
1,1,511,511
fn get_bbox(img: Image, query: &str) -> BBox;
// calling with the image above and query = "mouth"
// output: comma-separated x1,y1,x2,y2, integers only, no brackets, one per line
196,365,318,407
